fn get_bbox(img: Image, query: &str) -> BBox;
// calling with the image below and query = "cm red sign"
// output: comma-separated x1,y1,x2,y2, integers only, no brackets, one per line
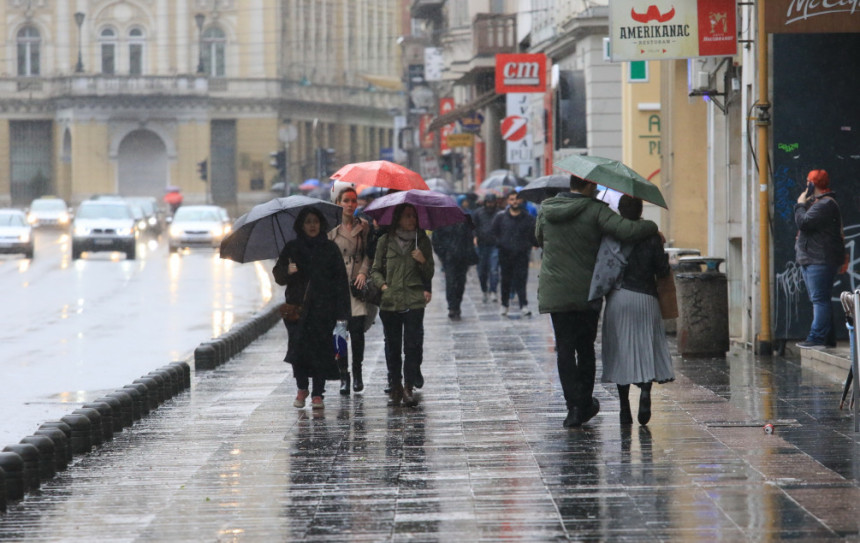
495,53,546,94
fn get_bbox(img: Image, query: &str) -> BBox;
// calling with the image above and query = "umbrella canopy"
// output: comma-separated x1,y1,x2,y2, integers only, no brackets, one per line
424,177,454,194
476,185,515,200
298,178,320,191
358,186,389,200
479,172,525,191
330,160,428,191
518,174,570,203
363,189,467,230
219,196,342,263
554,155,668,209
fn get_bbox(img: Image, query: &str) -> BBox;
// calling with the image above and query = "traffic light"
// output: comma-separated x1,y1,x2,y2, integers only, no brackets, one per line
323,148,336,177
197,159,208,182
269,150,286,176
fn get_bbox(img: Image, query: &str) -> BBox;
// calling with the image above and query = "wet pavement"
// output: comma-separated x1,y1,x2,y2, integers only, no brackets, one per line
2,266,860,541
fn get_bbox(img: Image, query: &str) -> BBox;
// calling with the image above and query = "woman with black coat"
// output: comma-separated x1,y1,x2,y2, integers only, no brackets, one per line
273,207,351,410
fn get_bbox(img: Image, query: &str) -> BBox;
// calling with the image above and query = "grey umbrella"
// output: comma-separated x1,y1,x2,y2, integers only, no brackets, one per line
518,174,570,203
424,177,454,194
219,195,342,263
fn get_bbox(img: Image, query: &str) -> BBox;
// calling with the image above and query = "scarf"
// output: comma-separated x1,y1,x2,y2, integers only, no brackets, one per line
394,227,416,252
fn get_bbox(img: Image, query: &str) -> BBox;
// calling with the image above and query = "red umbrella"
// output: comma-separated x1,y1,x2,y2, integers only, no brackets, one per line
330,160,428,191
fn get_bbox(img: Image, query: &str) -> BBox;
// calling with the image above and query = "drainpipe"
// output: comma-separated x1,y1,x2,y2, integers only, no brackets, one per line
755,0,772,355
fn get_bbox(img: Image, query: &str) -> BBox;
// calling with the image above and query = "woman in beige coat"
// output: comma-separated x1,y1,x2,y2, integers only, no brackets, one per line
328,187,371,395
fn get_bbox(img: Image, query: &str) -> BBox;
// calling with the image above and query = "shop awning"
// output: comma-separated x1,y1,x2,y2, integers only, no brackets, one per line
357,73,403,91
427,90,500,132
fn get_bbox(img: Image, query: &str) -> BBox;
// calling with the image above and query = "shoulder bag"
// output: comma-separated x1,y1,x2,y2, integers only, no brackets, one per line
355,235,389,306
656,272,679,320
279,281,309,324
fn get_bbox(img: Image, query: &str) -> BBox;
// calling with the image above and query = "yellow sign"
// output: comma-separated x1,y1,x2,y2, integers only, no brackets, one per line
445,133,474,148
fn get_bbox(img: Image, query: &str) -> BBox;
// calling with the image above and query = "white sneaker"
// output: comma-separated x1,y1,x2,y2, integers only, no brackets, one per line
500,306,509,316
482,292,489,303
491,293,498,303
521,308,532,317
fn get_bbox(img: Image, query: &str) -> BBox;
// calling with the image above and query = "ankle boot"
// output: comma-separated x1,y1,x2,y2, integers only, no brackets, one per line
402,385,417,407
338,359,350,396
637,382,652,425
352,362,364,392
388,381,403,406
617,384,632,425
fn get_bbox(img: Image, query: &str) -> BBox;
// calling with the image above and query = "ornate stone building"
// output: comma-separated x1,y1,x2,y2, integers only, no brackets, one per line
0,0,402,211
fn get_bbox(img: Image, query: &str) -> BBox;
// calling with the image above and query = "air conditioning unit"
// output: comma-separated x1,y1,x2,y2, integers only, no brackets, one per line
696,71,711,91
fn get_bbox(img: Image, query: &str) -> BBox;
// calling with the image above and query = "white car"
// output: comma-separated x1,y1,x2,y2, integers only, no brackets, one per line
0,209,34,258
168,205,230,253
27,197,72,228
71,200,138,260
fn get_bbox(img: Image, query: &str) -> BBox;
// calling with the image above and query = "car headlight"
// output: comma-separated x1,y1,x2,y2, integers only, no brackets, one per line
58,213,70,224
148,217,157,226
73,225,89,236
116,227,133,236
210,225,223,237
137,220,147,230
170,225,183,238
18,232,31,243
27,214,36,224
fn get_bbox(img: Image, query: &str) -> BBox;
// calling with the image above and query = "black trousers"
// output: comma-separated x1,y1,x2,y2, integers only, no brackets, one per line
443,260,469,313
294,366,326,397
550,309,600,412
380,308,424,387
343,315,365,366
499,249,529,308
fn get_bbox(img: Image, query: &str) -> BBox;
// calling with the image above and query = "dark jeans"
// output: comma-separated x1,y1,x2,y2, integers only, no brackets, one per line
380,308,424,387
294,366,326,398
477,245,499,294
551,309,600,412
443,260,469,313
346,315,365,365
499,249,529,308
801,263,838,344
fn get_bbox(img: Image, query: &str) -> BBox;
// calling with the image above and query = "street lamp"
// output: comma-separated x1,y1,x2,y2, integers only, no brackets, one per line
74,12,85,73
194,13,205,75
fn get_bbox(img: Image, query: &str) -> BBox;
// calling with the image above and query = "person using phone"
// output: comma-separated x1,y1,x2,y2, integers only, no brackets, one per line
795,169,845,349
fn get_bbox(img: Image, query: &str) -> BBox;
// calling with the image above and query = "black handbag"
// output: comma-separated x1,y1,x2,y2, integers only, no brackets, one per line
356,236,389,306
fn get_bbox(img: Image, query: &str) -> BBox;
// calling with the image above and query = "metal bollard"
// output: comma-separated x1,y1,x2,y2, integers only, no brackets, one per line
33,427,70,471
19,436,56,480
82,402,114,441
105,390,136,427
0,452,24,501
39,421,73,462
72,407,103,447
2,444,40,493
676,257,730,357
59,414,92,455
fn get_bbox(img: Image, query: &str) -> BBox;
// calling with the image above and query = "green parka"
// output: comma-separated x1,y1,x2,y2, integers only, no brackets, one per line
536,192,658,314
370,231,435,312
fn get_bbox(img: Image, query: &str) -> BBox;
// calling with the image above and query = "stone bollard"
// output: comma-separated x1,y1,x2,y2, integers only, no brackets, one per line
72,408,103,447
60,414,92,455
0,452,24,501
122,384,150,418
2,444,40,493
676,257,730,357
95,396,125,433
33,427,70,471
82,402,114,441
194,342,219,370
19,436,56,481
39,421,73,463
170,361,191,388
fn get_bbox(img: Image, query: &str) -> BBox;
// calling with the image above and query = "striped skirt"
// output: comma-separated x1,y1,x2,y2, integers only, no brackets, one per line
601,287,675,385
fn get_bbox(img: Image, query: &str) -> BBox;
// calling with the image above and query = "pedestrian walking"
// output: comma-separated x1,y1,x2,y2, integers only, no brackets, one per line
795,169,845,349
328,187,371,394
599,195,675,426
433,218,478,320
370,203,434,407
273,207,351,410
536,175,658,428
473,194,500,303
491,191,537,317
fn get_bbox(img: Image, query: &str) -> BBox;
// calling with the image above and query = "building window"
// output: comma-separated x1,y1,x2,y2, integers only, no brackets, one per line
202,26,226,77
128,27,144,75
17,26,41,76
100,28,117,74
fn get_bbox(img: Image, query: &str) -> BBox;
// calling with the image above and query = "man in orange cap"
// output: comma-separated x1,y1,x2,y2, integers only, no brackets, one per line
795,169,845,349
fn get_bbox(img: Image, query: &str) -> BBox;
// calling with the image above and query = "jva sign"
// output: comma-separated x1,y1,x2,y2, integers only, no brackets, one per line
495,53,547,94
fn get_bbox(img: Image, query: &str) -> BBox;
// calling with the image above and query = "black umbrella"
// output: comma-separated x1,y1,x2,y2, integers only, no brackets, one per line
219,196,342,263
518,174,570,203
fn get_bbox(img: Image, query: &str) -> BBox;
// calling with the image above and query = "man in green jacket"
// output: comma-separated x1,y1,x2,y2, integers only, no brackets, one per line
536,175,658,428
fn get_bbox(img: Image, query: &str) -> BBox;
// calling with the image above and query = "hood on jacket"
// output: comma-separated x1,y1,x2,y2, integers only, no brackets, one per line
540,192,606,223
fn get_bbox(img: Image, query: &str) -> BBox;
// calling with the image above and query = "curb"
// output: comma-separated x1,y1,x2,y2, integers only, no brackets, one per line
0,300,282,512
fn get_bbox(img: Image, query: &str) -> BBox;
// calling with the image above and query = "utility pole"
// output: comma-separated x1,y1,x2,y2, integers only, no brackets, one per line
755,0,772,355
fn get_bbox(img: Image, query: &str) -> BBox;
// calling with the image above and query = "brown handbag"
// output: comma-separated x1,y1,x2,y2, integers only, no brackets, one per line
656,272,679,319
279,302,303,323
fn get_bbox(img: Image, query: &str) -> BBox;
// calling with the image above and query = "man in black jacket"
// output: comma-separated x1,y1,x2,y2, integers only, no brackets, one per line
491,191,537,317
472,194,500,303
795,169,845,349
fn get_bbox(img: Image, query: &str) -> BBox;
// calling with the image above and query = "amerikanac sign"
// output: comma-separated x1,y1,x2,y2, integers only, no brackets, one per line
765,0,860,33
609,0,737,61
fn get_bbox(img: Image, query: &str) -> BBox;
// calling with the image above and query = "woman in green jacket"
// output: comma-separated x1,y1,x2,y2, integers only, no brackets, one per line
370,203,434,407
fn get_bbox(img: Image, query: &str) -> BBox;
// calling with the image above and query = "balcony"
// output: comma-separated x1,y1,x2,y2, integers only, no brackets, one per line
473,13,517,57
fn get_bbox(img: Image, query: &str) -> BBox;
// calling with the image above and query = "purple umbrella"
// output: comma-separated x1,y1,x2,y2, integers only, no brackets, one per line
363,189,467,230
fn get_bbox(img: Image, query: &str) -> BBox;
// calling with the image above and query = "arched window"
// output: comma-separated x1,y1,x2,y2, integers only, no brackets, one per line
201,26,226,77
100,28,117,74
17,26,41,76
128,27,144,75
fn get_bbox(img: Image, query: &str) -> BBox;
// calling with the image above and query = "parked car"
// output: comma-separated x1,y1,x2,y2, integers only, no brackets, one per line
0,209,34,258
27,197,72,228
167,205,229,253
125,196,164,234
71,200,138,260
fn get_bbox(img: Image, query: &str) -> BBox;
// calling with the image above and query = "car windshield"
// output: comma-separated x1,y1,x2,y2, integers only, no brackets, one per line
0,213,26,226
174,208,221,221
76,204,132,220
31,199,66,211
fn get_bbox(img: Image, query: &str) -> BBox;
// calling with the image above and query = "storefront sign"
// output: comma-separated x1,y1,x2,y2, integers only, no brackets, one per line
609,0,737,61
446,133,475,148
439,97,455,154
765,0,860,33
458,112,484,134
495,53,547,93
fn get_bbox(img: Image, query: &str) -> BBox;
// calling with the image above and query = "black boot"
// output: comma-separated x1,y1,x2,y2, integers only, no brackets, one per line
617,384,633,425
352,362,364,392
637,382,652,425
338,360,350,396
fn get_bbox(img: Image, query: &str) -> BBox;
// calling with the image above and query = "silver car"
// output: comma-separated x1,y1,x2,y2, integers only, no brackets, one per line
168,205,230,253
0,209,34,258
71,200,138,260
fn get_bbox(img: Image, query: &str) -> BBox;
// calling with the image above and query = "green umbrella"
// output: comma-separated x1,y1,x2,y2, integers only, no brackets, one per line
553,155,667,209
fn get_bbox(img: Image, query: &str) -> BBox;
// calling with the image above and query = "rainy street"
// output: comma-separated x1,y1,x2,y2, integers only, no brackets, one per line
0,228,272,444
1,265,859,541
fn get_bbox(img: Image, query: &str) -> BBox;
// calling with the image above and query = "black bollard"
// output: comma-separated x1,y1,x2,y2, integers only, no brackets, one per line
170,361,191,388
157,366,182,396
0,465,5,512
132,377,160,409
82,402,114,441
194,342,218,370
19,436,56,480
33,428,69,471
72,408,103,447
59,414,92,455
105,390,135,426
0,452,24,501
39,421,73,462
122,384,150,418
2,444,40,493
94,396,125,433
149,369,174,399
141,373,167,403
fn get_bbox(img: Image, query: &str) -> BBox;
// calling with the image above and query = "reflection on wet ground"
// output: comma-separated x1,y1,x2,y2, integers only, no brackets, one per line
2,270,860,541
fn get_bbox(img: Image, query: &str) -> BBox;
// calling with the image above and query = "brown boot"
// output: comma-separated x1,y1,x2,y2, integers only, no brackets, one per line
388,381,403,407
402,385,417,407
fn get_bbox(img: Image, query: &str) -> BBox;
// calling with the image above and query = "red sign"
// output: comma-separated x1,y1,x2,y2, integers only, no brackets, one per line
697,0,738,57
500,116,528,142
495,53,547,94
418,114,435,149
439,97,455,153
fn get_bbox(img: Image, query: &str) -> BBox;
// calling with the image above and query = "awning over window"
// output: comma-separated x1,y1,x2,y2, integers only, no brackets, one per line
427,90,500,132
357,73,403,91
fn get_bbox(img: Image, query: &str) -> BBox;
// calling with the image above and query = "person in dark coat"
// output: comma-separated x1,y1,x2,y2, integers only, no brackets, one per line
273,207,351,410
795,169,845,349
472,194,500,303
433,218,478,320
491,191,537,317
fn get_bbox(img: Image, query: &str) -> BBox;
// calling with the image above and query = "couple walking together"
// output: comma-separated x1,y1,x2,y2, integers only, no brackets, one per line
537,175,674,428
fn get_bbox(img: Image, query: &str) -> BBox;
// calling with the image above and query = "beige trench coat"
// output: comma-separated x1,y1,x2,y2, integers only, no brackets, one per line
328,218,370,317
